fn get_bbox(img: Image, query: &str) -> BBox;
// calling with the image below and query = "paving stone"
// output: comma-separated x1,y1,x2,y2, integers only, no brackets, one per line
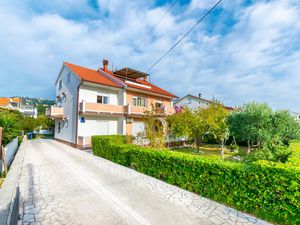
17,139,272,225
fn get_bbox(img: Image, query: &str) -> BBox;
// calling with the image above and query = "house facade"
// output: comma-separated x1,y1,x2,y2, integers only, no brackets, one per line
47,60,177,148
0,97,38,118
174,94,234,111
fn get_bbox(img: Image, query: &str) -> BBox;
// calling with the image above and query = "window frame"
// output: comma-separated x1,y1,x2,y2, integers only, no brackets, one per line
133,96,146,107
97,94,109,104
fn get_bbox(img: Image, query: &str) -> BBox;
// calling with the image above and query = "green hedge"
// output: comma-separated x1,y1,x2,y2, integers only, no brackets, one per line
92,135,300,225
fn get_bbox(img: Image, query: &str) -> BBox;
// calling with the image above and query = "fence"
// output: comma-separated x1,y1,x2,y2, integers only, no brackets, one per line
0,138,19,173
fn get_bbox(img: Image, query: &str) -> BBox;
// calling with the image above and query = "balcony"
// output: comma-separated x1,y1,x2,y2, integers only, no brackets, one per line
78,101,175,117
127,105,175,117
46,106,64,119
79,101,124,116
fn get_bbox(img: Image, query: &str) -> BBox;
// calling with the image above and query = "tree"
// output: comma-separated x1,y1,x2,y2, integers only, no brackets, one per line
36,115,54,130
143,105,167,149
228,102,273,153
22,117,36,133
37,104,47,115
0,111,22,145
271,110,300,144
167,107,193,139
205,103,229,157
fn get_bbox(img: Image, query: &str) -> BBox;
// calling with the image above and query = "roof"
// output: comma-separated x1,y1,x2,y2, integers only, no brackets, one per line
175,94,234,110
64,62,122,88
0,98,10,106
114,67,149,79
64,62,177,98
11,97,21,103
123,78,177,98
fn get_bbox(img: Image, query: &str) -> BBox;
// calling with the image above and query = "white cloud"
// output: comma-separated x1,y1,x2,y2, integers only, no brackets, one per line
0,0,299,112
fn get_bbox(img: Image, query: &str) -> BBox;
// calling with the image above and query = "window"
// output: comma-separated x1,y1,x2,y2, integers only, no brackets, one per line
133,97,146,107
58,122,61,133
97,95,109,104
67,72,71,83
56,97,62,107
58,79,62,90
155,101,162,108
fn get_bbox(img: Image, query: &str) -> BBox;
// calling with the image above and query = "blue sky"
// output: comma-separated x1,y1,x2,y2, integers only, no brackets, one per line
0,0,300,111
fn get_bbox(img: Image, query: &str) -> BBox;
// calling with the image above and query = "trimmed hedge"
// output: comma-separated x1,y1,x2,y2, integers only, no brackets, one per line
92,135,300,225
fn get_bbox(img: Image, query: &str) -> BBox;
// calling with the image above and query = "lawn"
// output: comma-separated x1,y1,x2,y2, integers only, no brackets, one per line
169,144,248,161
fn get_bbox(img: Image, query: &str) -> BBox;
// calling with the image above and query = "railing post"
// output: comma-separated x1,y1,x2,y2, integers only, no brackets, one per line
128,104,131,115
82,100,86,113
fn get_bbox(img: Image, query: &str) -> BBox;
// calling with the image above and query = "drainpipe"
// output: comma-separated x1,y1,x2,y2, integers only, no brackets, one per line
75,81,83,147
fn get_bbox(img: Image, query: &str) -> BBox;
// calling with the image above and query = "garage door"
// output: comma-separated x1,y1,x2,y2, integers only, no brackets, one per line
90,120,109,135
132,122,145,136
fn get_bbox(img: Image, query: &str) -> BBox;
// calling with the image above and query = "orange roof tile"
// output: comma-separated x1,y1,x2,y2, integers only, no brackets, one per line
0,98,10,106
65,62,122,88
11,97,21,103
64,62,177,98
125,79,177,98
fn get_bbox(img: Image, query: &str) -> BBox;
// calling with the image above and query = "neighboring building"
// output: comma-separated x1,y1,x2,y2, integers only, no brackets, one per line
174,94,234,111
0,97,37,118
289,111,300,122
47,59,177,148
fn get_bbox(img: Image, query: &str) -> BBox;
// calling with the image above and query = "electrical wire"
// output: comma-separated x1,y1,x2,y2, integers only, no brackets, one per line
134,0,178,51
147,0,222,72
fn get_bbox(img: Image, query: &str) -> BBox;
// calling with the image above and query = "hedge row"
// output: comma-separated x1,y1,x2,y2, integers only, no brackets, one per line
92,135,300,225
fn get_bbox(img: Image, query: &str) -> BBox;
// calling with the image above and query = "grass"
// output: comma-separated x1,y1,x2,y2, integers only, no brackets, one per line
169,144,248,161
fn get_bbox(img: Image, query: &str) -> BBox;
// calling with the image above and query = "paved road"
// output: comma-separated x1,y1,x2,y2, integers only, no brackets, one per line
18,139,271,225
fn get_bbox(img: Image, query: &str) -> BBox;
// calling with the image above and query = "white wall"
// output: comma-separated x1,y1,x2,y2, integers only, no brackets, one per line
79,84,120,105
54,66,81,144
0,137,18,171
175,96,209,110
77,116,121,137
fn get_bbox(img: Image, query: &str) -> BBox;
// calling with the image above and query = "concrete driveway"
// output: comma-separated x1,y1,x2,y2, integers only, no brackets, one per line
18,139,271,225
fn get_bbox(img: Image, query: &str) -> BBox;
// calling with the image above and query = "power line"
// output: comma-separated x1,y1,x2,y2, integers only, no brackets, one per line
134,0,178,51
147,0,222,72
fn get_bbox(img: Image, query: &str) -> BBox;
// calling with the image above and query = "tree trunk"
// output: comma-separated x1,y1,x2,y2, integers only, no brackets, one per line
220,139,225,160
247,140,251,154
233,136,237,145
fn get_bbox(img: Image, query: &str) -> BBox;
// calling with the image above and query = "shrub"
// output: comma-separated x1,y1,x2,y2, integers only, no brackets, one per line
92,135,300,225
247,142,292,163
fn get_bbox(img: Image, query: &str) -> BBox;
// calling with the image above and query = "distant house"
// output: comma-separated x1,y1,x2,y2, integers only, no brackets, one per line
289,111,300,122
0,97,37,118
47,59,177,148
174,94,234,111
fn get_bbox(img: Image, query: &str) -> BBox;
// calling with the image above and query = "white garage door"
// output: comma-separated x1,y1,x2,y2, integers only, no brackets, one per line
132,122,145,136
90,120,109,135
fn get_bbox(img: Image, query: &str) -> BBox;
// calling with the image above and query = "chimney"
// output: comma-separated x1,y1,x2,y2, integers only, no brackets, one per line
198,93,201,98
103,59,109,71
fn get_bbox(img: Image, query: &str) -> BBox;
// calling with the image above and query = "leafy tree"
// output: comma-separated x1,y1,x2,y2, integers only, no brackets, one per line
228,102,273,153
37,104,47,115
167,107,193,139
205,103,229,157
0,112,22,145
36,115,54,129
22,117,36,133
143,104,167,149
271,110,300,144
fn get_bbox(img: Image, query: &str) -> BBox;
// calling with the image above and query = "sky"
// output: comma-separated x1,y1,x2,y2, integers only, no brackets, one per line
0,0,300,111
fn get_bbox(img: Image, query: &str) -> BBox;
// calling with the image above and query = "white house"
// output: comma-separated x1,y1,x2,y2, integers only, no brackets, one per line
47,59,177,148
174,94,234,111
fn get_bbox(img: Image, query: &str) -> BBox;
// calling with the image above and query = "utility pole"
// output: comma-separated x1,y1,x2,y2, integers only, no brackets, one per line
0,127,7,175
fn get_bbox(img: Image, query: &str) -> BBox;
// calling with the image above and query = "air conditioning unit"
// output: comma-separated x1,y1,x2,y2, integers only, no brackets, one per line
126,117,133,123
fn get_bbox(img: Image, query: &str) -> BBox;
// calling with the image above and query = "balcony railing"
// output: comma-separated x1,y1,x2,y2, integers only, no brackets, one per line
78,100,175,117
79,101,124,115
46,106,64,119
